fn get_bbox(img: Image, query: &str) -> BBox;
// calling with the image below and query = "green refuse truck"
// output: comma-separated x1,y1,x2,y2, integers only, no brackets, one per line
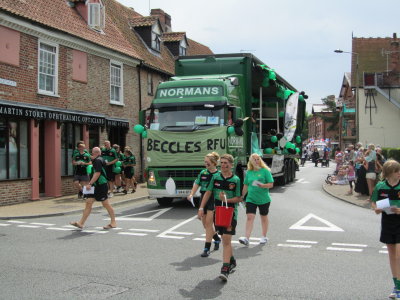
137,53,307,206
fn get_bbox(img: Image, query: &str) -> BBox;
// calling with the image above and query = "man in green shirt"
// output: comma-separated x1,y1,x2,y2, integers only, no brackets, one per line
70,147,117,230
101,140,118,197
72,142,91,198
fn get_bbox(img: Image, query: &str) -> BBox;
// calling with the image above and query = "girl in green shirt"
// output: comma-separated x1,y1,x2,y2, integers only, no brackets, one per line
239,153,274,246
188,152,221,257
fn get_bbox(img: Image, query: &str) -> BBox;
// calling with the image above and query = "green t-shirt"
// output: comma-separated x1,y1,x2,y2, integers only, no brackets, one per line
101,147,118,164
206,172,241,220
90,157,108,186
118,152,125,162
123,155,136,173
371,180,400,207
72,151,91,176
195,169,219,192
244,167,274,205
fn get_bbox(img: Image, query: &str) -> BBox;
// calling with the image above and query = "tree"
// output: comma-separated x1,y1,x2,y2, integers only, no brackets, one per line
317,95,339,132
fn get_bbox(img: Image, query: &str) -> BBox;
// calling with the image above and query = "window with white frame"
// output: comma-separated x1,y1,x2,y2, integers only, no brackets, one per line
38,41,58,95
88,2,105,31
147,73,153,95
179,39,187,56
110,62,123,104
151,24,161,52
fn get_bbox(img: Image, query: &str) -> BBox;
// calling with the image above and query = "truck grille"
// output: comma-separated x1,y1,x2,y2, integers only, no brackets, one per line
160,180,194,189
158,170,199,178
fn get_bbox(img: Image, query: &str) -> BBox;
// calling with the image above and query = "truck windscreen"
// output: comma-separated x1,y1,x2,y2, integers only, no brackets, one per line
148,106,224,132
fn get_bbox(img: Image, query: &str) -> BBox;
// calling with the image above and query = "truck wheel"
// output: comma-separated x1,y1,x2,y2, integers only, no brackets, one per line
156,197,173,207
284,161,290,184
288,161,294,183
292,160,297,180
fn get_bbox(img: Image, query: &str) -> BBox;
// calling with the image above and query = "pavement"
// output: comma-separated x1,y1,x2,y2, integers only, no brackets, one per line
0,177,372,220
0,184,150,220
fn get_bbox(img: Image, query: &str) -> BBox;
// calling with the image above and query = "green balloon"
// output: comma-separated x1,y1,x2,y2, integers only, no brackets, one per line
270,136,278,143
227,126,235,135
113,166,121,174
295,147,300,154
134,124,145,134
284,89,294,100
264,148,273,154
86,164,92,175
290,143,296,149
279,111,285,118
115,161,122,168
268,70,276,80
262,77,270,87
296,136,302,144
285,141,292,149
276,90,284,99
299,95,304,101
283,149,289,154
141,130,148,138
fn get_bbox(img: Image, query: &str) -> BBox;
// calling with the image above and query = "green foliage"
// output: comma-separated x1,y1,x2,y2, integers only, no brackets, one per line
317,96,339,132
384,148,400,162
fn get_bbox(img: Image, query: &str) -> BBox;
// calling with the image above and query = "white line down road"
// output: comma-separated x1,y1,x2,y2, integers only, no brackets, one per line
289,213,344,232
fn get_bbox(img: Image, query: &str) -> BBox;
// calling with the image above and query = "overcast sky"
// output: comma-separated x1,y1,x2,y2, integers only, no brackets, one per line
117,0,398,112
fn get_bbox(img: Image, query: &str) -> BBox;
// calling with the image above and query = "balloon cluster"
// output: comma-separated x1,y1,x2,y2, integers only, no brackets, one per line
113,160,122,174
264,134,302,155
227,118,245,136
299,91,309,102
258,64,277,88
134,124,148,139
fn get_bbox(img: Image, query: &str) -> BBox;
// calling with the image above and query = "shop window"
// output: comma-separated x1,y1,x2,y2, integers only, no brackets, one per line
89,125,99,149
60,123,82,176
110,61,123,105
0,118,29,180
38,41,58,96
108,126,126,150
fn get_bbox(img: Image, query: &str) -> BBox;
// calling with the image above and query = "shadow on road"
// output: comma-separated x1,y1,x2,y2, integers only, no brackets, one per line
171,253,220,271
179,278,226,299
57,230,97,240
234,244,264,260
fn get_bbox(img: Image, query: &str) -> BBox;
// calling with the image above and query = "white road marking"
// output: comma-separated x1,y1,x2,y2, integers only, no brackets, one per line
114,207,173,221
128,229,160,233
379,250,388,254
382,245,387,249
18,225,40,228
157,215,197,239
94,227,122,230
326,247,363,252
286,240,318,244
46,227,75,231
289,213,344,232
7,220,26,224
193,238,206,241
170,231,193,236
30,223,55,226
118,232,147,236
0,223,11,227
278,244,312,249
81,230,108,234
331,243,367,248
297,178,305,183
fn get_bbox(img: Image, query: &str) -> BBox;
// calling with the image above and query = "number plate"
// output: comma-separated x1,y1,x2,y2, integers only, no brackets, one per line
176,190,190,195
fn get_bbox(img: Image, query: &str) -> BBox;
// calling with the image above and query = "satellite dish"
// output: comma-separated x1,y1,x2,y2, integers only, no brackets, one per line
165,177,176,195
279,136,288,149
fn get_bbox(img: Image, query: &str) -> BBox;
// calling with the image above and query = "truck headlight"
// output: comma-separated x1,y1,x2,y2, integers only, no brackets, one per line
148,171,156,186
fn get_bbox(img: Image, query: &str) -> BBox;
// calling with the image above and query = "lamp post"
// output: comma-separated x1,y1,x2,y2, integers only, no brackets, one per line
334,49,359,143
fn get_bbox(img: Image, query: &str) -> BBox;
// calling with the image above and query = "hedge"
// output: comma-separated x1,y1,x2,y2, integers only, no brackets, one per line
382,148,400,162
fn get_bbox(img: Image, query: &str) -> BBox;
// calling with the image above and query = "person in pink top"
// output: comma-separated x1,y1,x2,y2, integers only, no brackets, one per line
346,161,356,195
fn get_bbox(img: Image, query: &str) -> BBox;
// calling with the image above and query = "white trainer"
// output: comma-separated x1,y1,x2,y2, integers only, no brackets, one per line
238,237,249,246
260,237,269,244
108,192,114,198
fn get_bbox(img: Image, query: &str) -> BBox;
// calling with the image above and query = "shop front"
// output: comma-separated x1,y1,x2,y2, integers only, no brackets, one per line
0,99,109,205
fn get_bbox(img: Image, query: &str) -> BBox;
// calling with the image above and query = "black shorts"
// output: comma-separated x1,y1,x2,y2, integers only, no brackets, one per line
215,211,237,236
380,214,400,244
73,174,90,182
200,191,215,213
105,166,115,181
84,183,108,202
246,202,271,216
124,168,134,179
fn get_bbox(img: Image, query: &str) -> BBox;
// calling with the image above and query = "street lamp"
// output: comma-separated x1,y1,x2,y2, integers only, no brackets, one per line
334,49,359,143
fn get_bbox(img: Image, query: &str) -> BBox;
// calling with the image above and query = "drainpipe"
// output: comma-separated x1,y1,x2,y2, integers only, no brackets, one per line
137,64,143,183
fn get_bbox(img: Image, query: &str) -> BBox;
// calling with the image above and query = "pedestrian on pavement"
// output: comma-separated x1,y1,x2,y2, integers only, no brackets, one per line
72,142,91,198
70,147,117,230
239,153,274,246
101,140,118,197
188,152,221,257
346,161,356,195
364,144,382,200
371,159,400,299
122,148,137,194
198,154,241,282
301,148,307,167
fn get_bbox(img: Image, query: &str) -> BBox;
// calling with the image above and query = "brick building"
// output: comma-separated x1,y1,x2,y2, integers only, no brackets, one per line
308,103,339,150
0,0,212,205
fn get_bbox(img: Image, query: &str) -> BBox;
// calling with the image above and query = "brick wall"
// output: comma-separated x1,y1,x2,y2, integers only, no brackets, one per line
0,179,32,206
61,176,75,196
